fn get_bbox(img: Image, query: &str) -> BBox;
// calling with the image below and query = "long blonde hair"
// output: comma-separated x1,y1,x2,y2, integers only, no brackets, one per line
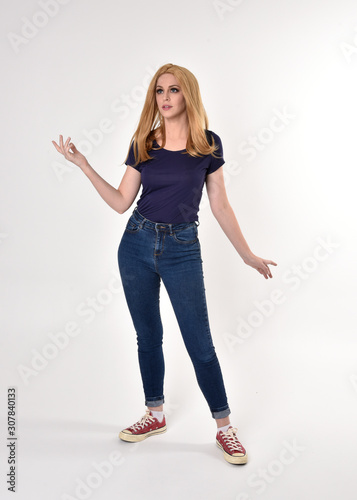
123,63,221,168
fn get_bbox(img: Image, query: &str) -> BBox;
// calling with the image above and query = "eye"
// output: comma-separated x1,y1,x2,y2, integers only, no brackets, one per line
156,88,179,94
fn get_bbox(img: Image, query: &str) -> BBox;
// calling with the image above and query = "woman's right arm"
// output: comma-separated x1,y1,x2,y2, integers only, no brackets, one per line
52,135,141,214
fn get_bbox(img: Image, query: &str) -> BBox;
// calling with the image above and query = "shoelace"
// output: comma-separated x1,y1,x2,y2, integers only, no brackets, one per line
130,410,156,432
220,427,244,452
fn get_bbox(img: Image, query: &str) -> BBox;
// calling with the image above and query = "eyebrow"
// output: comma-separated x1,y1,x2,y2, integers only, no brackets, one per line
156,84,180,88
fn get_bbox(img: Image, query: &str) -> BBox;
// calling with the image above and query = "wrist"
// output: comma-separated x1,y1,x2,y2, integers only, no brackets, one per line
80,161,92,174
242,251,255,264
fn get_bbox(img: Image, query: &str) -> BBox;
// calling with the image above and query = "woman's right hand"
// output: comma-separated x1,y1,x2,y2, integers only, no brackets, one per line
52,135,88,170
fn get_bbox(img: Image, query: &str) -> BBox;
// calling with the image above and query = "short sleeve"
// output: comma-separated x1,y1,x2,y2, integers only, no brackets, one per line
206,131,225,175
125,141,142,172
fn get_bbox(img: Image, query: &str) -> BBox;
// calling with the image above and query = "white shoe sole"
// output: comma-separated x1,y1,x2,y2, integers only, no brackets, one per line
119,425,167,442
216,440,248,464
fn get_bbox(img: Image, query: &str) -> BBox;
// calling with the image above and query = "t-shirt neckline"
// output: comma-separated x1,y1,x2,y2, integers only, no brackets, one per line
153,139,186,152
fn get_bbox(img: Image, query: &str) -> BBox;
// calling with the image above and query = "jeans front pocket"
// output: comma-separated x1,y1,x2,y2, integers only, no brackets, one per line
173,224,198,244
125,216,141,233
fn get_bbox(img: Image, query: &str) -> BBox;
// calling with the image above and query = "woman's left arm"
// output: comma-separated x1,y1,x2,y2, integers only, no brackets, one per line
206,167,277,279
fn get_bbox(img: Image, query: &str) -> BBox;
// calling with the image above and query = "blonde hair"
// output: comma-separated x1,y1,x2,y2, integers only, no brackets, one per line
123,63,221,168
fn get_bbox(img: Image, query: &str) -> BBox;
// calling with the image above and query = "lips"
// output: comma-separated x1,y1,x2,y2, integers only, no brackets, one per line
162,105,172,109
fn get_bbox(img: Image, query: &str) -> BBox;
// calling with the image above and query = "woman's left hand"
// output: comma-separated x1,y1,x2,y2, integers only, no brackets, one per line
244,254,277,279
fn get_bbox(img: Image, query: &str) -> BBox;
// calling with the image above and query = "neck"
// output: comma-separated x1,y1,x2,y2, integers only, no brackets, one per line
162,115,189,140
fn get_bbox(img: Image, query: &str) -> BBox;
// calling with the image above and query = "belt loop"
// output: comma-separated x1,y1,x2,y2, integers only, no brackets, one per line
139,216,146,230
137,209,146,229
169,223,173,235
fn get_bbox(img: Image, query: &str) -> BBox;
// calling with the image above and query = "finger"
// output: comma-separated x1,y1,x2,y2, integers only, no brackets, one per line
263,259,277,266
64,137,71,153
60,135,66,155
53,140,66,156
61,137,72,158
263,264,272,278
263,261,275,276
60,135,69,155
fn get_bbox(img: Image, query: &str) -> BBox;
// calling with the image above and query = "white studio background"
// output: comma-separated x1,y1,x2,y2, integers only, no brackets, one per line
1,0,356,499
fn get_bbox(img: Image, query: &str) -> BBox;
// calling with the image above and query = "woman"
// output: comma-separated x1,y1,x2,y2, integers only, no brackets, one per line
52,63,277,465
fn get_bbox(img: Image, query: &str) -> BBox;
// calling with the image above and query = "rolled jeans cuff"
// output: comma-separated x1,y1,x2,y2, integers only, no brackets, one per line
211,407,231,419
145,396,165,407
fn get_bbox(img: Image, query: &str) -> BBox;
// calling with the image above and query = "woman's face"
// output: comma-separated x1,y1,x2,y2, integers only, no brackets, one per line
155,73,186,121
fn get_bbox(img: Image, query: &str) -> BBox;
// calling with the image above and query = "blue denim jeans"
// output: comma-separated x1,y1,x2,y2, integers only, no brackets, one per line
117,206,231,419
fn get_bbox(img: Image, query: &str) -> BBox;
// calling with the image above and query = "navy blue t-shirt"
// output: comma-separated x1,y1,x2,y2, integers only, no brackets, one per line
125,129,225,223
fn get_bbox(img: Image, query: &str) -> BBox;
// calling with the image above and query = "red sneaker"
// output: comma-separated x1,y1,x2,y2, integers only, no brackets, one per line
119,409,167,442
216,426,248,464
